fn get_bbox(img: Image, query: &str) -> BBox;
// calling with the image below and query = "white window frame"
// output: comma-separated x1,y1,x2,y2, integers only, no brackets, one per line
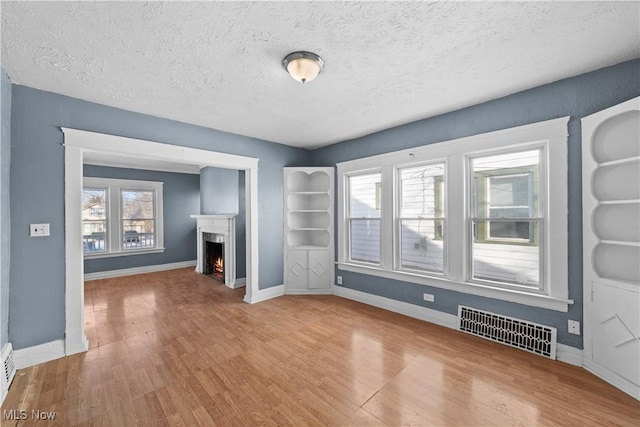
337,117,573,312
467,145,545,292
83,177,164,259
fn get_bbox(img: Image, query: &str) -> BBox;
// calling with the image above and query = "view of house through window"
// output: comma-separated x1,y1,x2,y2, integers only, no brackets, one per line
82,177,163,256
470,149,541,288
82,188,108,253
121,190,156,250
348,172,381,264
398,163,445,273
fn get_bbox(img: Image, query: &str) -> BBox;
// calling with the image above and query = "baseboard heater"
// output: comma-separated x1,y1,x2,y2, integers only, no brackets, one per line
458,306,557,359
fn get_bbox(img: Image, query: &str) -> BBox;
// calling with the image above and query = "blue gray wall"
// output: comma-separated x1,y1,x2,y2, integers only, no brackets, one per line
311,59,640,348
200,167,239,214
83,165,200,274
0,69,11,347
9,86,309,350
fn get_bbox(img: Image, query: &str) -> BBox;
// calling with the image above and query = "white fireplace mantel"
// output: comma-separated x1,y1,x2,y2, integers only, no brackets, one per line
191,214,237,288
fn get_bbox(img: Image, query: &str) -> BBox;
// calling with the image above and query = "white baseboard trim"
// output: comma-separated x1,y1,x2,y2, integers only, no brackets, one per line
584,358,640,400
230,277,246,289
65,329,89,356
556,343,583,366
245,284,285,304
13,339,65,370
333,286,458,329
285,288,334,295
1,342,14,406
84,260,197,281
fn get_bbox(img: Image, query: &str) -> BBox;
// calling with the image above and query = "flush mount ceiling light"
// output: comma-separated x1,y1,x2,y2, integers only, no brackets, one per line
282,51,324,83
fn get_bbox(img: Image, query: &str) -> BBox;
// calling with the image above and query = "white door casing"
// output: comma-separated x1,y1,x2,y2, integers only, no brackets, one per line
64,128,261,359
581,97,640,400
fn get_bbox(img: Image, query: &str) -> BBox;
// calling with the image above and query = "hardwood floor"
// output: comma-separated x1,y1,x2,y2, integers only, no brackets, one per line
2,268,638,426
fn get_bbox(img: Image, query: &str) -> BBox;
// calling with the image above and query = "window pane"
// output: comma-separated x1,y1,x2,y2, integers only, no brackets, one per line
349,219,380,264
399,163,444,218
472,220,540,287
122,220,155,249
82,188,107,253
349,173,381,219
400,219,444,273
472,149,540,218
122,190,155,250
122,190,155,220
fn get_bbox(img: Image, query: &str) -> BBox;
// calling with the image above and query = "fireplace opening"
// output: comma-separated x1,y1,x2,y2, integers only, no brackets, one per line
203,233,225,283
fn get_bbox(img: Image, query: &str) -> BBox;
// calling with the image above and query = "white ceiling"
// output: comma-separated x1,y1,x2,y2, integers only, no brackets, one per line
1,1,639,150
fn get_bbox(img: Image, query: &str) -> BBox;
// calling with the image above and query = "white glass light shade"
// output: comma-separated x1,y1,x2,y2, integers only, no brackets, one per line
283,51,324,83
287,58,320,83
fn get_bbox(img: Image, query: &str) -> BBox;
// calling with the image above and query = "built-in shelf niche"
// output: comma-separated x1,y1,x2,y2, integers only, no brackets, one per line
287,229,331,248
288,211,330,229
287,193,330,211
287,170,330,192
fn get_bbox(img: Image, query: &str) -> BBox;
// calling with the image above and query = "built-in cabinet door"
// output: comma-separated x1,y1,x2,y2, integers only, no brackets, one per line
287,250,311,290
286,249,332,290
308,250,331,289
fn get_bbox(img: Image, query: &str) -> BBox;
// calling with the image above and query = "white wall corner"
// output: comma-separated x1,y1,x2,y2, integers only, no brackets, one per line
232,277,247,289
244,284,285,304
556,343,584,366
65,332,89,357
13,339,65,370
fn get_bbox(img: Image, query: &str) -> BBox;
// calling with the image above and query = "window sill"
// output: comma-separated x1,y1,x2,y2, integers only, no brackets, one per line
337,262,573,312
84,248,165,260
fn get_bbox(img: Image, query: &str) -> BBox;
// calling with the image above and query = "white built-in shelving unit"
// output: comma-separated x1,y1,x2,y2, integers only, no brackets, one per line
284,167,334,293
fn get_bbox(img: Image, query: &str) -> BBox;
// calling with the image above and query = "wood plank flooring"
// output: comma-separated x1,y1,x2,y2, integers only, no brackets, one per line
2,267,638,426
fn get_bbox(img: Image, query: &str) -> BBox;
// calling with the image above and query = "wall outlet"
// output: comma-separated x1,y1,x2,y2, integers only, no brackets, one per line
423,293,434,302
337,275,343,285
568,320,581,335
30,223,50,237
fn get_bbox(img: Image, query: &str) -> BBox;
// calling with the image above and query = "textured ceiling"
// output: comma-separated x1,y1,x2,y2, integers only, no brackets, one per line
1,1,639,149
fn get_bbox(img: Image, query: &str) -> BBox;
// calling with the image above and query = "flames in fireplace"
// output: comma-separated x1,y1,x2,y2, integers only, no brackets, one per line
205,239,225,283
214,256,224,277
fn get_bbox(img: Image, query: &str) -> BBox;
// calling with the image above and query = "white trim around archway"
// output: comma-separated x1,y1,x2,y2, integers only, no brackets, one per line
63,128,260,356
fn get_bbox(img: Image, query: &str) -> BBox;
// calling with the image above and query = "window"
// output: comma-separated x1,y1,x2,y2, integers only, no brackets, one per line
347,172,382,264
398,162,445,274
82,188,108,253
470,149,542,289
83,177,164,258
337,118,571,311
